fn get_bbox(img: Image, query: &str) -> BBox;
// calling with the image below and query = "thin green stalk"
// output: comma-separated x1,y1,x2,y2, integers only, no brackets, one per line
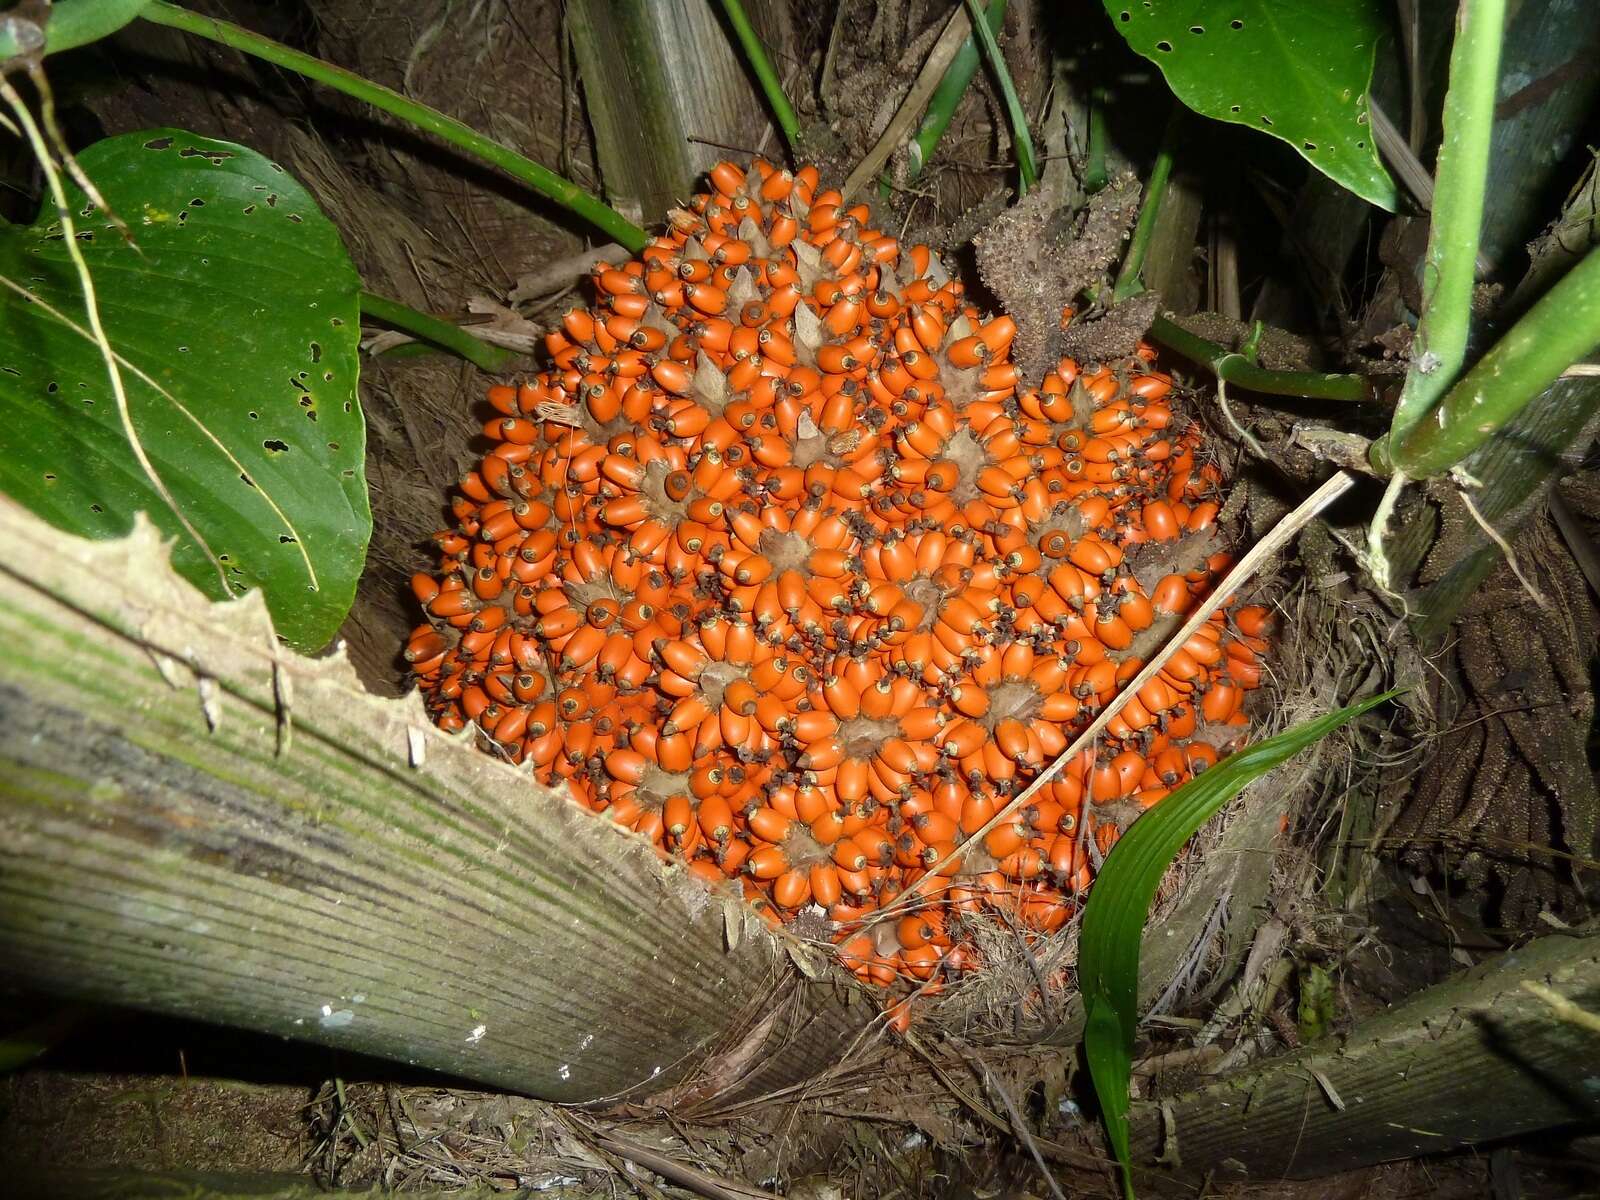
1112,105,1182,302
905,0,1008,182
1149,315,1375,403
358,292,513,373
1376,244,1600,478
715,0,801,155
1387,0,1507,444
373,341,442,361
962,0,1036,194
138,2,647,252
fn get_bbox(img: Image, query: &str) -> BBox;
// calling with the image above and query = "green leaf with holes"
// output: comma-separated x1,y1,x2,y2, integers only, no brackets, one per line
1103,0,1396,211
1079,691,1397,1198
0,129,368,650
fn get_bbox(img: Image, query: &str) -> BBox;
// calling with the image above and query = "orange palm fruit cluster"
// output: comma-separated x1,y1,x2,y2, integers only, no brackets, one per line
405,160,1270,1023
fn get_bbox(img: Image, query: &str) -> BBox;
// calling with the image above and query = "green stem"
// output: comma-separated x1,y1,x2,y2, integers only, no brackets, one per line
714,0,801,154
138,2,648,252
1375,244,1600,478
905,0,1008,182
358,292,513,372
962,0,1036,194
1149,315,1376,403
1112,105,1183,302
1083,88,1110,194
1388,0,1507,442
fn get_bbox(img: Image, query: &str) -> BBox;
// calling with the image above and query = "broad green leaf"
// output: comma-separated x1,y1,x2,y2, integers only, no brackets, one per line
0,0,154,59
1078,691,1397,1198
0,129,368,650
1103,0,1397,211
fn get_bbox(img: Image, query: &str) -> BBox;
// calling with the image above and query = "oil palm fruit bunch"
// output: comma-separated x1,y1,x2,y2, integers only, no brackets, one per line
405,160,1271,1027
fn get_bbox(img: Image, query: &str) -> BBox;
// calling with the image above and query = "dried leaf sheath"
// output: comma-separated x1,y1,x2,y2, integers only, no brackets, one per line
0,498,869,1104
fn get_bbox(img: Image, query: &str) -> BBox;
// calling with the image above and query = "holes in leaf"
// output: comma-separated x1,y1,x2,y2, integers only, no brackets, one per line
288,214,303,224
1156,39,1173,52
1356,140,1368,149
330,317,345,328
144,136,175,151
327,441,341,451
46,381,57,394
189,198,206,208
248,411,259,420
263,438,289,454
240,473,257,488
1230,18,1244,29
265,194,278,208
1304,141,1318,152
1189,25,1205,34
310,341,322,363
90,503,103,513
42,472,56,482
279,534,297,544
243,204,256,215
178,345,190,353
1230,105,1242,113
1260,115,1274,126
179,146,232,164
1120,9,1130,19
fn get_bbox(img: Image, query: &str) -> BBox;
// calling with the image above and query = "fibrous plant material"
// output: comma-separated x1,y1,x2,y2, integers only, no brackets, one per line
1395,517,1598,926
406,160,1270,1025
974,173,1144,381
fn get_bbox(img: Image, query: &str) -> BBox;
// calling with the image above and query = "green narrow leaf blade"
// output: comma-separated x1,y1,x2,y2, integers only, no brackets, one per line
907,0,1008,180
48,0,157,53
964,0,1037,191
1079,691,1397,1195
1102,0,1397,211
0,0,154,58
0,129,369,650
